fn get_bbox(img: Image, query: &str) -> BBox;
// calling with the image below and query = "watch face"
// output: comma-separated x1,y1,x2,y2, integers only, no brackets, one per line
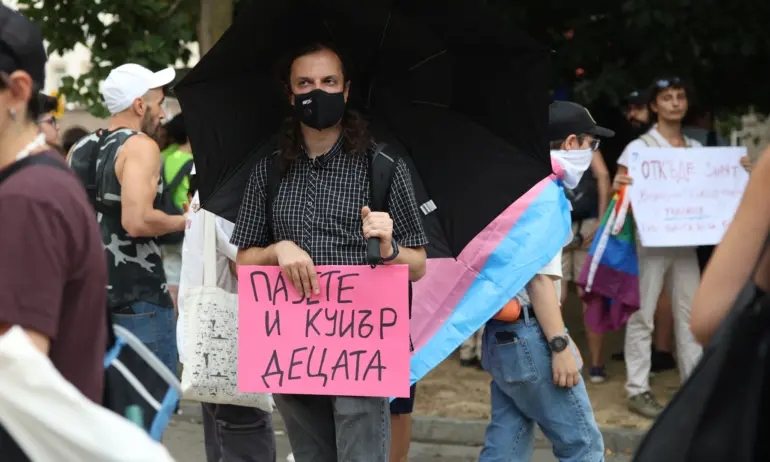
551,336,568,353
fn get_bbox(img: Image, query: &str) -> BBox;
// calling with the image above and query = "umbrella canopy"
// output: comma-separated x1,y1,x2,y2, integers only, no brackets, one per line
176,0,551,257
176,0,571,388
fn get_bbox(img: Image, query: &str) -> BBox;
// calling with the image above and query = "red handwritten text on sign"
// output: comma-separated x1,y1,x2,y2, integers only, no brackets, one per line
628,147,749,247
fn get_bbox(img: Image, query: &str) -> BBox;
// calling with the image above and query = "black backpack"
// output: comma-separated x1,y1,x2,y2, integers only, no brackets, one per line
565,168,599,222
79,129,188,244
156,157,193,245
265,143,414,352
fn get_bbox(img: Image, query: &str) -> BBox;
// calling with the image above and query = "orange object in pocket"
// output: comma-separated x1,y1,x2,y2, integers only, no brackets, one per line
493,298,521,322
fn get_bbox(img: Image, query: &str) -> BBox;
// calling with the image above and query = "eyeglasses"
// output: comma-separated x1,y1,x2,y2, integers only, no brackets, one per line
578,136,601,152
38,116,58,129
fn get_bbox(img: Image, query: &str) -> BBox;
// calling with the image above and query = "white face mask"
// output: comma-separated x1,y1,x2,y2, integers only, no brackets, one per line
550,148,593,189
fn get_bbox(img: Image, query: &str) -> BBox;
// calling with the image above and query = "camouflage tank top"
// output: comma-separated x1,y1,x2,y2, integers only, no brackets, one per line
68,128,173,310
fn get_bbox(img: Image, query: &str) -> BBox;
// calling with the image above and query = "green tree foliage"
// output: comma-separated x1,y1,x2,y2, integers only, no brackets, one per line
19,0,770,116
17,0,199,117
488,0,770,114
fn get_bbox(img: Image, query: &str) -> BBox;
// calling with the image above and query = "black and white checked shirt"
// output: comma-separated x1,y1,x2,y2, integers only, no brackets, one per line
230,136,428,265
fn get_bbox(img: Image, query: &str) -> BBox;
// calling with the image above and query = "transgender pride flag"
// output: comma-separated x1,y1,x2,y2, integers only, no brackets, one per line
408,175,571,385
576,185,640,334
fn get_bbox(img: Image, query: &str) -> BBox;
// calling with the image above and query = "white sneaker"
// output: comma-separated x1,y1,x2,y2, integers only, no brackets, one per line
286,454,295,462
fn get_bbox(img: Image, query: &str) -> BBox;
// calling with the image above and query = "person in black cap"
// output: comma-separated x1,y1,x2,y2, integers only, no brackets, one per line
0,4,108,459
625,89,652,133
479,102,606,462
549,101,614,383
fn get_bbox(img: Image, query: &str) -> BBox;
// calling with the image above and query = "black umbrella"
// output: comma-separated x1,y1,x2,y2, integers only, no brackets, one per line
175,0,551,259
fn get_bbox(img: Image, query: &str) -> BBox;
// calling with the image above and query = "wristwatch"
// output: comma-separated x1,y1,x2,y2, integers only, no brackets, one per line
381,239,399,263
549,335,569,353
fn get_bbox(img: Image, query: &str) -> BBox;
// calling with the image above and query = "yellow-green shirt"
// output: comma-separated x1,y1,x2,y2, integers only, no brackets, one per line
163,149,194,209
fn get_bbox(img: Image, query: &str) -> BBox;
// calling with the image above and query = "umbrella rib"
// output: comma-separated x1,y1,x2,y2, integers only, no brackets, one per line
412,100,450,108
323,19,335,41
379,10,392,48
409,50,447,72
366,10,393,108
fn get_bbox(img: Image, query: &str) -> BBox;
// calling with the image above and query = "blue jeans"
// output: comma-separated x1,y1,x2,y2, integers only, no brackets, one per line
113,301,178,376
479,315,604,462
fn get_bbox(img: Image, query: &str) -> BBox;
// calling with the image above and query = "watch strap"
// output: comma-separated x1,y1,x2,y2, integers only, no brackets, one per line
381,239,399,263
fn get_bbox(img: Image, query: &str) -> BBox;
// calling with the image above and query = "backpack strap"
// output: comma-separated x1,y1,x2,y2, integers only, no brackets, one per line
0,154,71,186
265,153,283,244
639,134,660,147
166,159,194,192
367,142,398,266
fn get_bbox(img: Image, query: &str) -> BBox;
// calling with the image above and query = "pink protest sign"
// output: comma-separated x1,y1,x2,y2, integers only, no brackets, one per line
237,265,410,398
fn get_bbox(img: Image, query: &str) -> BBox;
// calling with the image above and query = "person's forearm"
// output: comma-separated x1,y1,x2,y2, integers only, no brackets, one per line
527,274,567,340
597,175,611,218
386,246,426,281
123,209,185,238
236,244,280,267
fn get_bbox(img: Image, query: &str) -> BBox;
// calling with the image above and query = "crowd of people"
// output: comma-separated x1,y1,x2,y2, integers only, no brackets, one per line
1,3,768,462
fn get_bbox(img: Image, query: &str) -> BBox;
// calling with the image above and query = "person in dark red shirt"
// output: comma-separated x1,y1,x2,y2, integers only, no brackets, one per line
0,5,107,404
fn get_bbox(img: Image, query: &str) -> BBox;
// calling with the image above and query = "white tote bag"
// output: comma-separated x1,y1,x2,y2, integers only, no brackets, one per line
181,210,272,411
0,326,176,462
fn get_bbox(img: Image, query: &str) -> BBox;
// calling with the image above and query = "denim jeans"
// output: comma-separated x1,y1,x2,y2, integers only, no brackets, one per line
479,315,604,462
202,403,276,462
274,394,390,462
112,301,178,375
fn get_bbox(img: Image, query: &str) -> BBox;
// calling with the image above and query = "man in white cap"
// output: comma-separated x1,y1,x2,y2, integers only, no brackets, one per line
67,63,186,374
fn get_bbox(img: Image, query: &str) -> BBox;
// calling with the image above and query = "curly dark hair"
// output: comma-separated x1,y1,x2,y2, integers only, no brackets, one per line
275,42,372,171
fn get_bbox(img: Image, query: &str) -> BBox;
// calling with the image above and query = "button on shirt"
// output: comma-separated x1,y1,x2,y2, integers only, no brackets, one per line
230,137,428,265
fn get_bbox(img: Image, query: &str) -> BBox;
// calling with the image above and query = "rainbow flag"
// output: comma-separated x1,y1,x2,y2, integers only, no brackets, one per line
408,175,571,385
576,185,639,334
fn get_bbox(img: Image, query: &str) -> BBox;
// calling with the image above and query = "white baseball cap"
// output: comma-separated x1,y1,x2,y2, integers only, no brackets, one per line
99,63,176,115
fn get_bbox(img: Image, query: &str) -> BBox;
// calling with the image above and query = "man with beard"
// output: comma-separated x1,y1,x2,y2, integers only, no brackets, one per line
67,64,185,374
231,43,428,462
625,89,651,134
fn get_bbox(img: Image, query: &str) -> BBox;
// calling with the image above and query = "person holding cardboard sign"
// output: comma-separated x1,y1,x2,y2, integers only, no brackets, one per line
231,43,428,462
613,77,707,419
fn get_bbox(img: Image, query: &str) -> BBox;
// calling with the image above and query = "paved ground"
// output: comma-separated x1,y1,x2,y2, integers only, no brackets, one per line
164,420,633,462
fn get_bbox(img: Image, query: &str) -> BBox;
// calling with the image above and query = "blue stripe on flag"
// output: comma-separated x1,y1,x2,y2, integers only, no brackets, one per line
596,234,639,276
409,180,571,385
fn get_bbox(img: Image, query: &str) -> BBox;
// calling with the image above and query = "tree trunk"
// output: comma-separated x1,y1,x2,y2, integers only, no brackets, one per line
198,0,234,56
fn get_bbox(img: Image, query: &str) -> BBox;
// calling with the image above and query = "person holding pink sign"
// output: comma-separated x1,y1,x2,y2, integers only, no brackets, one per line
231,42,428,462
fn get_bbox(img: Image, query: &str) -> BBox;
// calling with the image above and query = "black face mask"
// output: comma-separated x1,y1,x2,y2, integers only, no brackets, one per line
293,89,346,130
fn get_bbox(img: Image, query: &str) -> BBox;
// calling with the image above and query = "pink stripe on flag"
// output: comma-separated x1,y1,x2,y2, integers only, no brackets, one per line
410,175,557,351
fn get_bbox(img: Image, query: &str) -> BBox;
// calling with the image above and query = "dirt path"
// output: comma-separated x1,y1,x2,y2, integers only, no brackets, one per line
414,352,679,430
